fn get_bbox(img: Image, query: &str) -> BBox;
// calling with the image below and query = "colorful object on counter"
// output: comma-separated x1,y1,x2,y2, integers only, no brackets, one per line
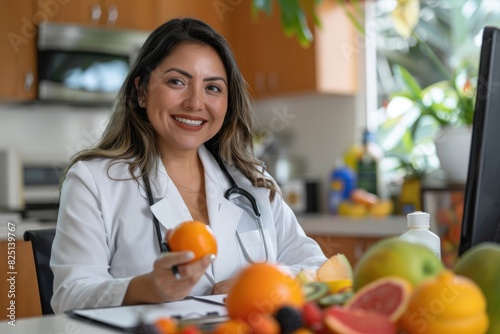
328,160,356,214
400,270,489,334
343,143,363,172
398,177,422,215
435,189,464,268
356,129,383,196
399,211,441,259
337,189,394,218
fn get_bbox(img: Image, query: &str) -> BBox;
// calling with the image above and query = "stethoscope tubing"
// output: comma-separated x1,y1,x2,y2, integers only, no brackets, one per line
143,158,269,266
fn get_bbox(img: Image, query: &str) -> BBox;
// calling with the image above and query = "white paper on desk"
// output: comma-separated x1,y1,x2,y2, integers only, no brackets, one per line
70,294,227,330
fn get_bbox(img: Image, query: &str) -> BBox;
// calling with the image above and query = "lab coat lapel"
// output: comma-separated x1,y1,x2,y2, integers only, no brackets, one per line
138,159,191,231
200,146,245,281
207,189,244,281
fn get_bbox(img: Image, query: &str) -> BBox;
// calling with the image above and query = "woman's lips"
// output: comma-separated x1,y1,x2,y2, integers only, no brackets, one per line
172,116,205,130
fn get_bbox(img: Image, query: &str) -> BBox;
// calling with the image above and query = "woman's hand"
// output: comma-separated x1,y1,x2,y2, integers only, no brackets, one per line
123,251,214,305
211,278,235,295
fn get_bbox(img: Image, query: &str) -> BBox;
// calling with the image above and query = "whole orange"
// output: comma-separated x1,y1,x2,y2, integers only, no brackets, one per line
225,263,305,321
167,221,217,262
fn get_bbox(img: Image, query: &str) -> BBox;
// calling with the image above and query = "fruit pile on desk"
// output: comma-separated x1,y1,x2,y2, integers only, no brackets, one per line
151,238,500,334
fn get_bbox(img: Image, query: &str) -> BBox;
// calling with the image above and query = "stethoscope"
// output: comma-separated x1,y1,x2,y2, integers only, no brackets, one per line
142,158,269,265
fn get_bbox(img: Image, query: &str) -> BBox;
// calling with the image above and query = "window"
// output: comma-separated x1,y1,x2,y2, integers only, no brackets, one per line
367,0,500,181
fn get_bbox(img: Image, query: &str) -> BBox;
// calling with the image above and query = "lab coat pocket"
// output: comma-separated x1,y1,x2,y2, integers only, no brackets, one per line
236,229,273,264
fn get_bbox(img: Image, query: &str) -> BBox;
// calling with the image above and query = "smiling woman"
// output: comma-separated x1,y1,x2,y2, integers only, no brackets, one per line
138,42,229,163
49,17,327,314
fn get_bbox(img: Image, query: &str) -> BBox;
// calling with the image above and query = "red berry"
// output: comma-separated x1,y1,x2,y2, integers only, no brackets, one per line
178,325,202,334
302,302,323,328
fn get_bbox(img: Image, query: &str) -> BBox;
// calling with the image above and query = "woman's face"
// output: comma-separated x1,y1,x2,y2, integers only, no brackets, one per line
143,42,228,154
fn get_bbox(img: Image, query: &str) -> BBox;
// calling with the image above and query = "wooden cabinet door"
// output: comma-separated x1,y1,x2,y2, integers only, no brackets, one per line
102,0,157,31
227,1,357,98
227,2,320,98
36,0,157,30
155,0,228,37
250,10,317,97
0,0,37,101
309,235,380,269
36,0,102,25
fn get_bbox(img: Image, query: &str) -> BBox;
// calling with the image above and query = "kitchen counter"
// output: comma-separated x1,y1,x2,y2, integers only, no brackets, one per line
298,214,407,237
0,212,408,240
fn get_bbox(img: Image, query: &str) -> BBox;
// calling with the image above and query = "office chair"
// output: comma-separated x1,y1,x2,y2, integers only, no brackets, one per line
23,228,56,315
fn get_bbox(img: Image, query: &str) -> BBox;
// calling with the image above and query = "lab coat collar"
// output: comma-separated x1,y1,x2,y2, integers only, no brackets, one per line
137,156,170,200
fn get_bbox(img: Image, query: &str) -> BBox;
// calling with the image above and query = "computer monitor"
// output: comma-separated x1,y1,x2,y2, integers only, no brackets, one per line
459,26,500,256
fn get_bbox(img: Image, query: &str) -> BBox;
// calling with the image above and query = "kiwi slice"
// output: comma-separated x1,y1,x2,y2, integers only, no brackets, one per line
303,282,330,302
318,290,354,308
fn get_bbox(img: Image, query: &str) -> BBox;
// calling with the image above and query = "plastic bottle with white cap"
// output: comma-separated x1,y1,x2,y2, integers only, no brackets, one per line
399,211,441,259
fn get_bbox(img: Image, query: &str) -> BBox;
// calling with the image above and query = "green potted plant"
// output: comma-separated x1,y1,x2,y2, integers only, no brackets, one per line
372,0,498,184
377,62,476,183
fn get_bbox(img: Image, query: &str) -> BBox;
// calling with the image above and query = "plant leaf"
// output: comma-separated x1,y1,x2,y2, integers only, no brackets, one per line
394,65,423,100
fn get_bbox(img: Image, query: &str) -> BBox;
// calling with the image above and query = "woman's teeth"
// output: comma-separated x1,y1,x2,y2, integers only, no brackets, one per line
174,116,203,126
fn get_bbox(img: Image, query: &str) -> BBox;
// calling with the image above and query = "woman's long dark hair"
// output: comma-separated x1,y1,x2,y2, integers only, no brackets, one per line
60,18,278,200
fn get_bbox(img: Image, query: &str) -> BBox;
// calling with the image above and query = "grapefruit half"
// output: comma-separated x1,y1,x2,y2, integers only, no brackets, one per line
324,307,396,334
344,276,412,322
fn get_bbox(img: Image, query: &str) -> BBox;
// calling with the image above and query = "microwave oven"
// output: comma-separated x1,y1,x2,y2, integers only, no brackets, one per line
0,148,64,221
37,22,149,105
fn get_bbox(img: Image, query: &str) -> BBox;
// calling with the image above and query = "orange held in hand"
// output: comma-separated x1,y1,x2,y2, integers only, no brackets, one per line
167,221,217,262
225,263,305,322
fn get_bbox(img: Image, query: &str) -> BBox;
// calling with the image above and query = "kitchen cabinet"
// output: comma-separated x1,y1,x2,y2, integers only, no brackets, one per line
35,0,228,33
36,0,159,31
0,0,37,101
309,234,380,268
227,1,358,98
154,1,228,38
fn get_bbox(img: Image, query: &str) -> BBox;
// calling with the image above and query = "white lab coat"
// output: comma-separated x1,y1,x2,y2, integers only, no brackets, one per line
50,145,327,313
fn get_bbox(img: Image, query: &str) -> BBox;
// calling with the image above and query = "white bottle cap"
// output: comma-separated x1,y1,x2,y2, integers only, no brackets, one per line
407,211,430,228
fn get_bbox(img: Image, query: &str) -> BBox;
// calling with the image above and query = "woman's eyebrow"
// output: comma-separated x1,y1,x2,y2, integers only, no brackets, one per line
164,67,227,85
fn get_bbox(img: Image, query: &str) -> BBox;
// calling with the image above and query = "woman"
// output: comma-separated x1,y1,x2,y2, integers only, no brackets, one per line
51,17,327,313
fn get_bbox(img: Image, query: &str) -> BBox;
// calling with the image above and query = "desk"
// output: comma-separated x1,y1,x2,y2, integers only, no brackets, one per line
0,295,228,333
1,214,404,320
0,314,121,333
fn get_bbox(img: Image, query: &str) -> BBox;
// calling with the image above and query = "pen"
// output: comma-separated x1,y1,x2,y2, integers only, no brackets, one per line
185,296,226,307
163,242,181,280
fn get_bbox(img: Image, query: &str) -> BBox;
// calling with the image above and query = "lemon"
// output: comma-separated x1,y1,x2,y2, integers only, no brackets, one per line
400,270,489,334
326,279,353,293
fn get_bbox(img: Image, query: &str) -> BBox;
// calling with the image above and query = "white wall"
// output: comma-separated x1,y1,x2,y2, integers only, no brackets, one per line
0,91,364,212
254,93,364,211
0,103,110,165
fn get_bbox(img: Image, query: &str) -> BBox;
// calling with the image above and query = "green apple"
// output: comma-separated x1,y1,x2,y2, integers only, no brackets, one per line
353,237,444,290
455,242,500,334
